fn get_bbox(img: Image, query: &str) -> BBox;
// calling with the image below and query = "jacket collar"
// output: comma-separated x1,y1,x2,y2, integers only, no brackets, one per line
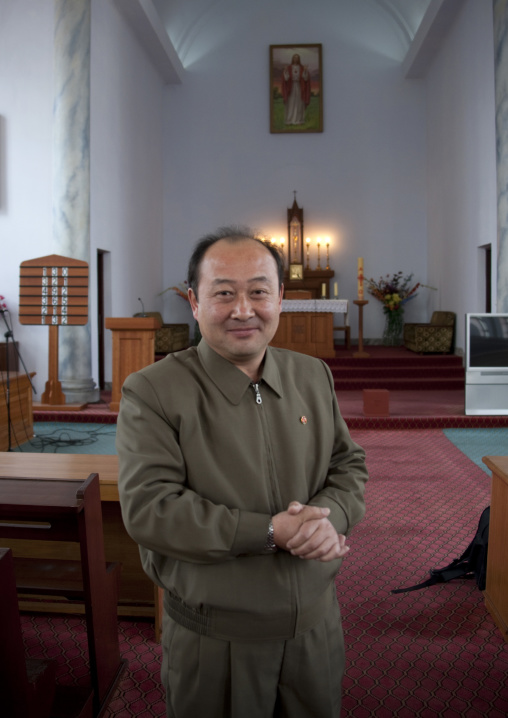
197,340,283,405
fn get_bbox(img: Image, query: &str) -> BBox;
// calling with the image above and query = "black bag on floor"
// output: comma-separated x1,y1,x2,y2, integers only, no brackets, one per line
392,506,490,594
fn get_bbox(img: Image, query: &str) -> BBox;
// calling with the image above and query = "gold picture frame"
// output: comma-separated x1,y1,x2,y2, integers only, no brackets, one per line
270,44,323,134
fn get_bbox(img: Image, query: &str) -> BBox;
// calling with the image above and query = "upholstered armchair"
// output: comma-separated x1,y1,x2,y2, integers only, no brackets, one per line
134,312,189,354
403,311,456,354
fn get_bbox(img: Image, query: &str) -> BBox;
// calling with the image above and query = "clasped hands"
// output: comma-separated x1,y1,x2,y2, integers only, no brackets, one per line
272,501,349,563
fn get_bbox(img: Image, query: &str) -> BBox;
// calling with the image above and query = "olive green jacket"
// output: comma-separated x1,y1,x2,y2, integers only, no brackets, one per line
116,341,367,641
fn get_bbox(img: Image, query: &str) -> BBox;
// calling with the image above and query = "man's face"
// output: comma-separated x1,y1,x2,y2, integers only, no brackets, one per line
188,239,283,376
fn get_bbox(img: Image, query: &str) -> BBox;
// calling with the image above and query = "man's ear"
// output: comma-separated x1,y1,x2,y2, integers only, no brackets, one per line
279,283,284,306
188,288,199,320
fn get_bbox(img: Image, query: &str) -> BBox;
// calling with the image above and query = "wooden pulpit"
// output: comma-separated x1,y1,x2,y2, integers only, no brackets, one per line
105,316,161,411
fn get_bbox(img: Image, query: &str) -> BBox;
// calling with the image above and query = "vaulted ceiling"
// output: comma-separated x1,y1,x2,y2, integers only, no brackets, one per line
122,0,452,84
372,0,434,43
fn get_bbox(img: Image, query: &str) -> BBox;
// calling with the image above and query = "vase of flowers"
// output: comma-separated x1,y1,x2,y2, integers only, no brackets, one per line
365,272,420,346
160,281,201,345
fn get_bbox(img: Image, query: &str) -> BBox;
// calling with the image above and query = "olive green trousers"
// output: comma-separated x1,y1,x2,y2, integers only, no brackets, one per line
161,596,344,718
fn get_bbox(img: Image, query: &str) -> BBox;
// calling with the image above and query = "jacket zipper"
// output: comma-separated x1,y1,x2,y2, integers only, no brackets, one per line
251,382,262,404
251,380,299,628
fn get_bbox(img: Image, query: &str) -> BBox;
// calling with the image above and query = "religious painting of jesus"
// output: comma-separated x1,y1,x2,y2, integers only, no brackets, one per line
270,44,323,134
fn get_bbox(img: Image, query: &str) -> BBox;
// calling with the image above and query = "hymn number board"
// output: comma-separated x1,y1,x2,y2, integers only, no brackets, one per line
19,254,89,326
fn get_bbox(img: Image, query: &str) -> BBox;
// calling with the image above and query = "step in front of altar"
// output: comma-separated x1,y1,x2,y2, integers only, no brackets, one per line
324,351,465,391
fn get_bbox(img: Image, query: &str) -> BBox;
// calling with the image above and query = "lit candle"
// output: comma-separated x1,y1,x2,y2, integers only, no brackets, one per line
321,282,326,298
279,238,285,267
357,257,364,299
305,237,311,270
334,282,338,298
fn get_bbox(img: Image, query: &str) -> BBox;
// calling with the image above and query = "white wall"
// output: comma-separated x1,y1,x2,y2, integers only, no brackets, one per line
0,1,54,396
0,0,165,390
90,0,165,383
159,0,429,338
426,0,497,354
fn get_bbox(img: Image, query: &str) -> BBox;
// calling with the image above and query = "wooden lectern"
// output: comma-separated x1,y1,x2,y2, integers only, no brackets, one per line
105,317,161,411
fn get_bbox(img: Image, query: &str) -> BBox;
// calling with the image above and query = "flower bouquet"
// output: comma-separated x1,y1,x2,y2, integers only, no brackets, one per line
160,282,201,345
365,271,420,345
161,281,189,301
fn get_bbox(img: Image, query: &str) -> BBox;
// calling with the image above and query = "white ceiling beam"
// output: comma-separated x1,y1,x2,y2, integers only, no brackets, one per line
402,0,463,79
113,0,184,84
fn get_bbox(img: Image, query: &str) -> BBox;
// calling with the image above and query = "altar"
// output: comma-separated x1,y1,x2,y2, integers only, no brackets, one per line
270,299,348,358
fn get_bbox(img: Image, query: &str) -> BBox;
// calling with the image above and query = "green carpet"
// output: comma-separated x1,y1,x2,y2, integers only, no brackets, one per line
14,422,117,455
443,427,508,475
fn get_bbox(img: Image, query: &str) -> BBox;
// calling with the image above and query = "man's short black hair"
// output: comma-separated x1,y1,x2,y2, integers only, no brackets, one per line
187,225,285,299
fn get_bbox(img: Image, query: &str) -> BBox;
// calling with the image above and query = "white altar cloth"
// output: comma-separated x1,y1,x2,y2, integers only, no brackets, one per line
281,299,348,314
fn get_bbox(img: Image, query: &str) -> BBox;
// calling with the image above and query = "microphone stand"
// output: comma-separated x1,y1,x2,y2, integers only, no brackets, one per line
137,297,147,317
1,309,13,451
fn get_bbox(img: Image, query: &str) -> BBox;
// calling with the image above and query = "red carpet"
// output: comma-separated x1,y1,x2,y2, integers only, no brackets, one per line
325,346,465,391
19,429,508,717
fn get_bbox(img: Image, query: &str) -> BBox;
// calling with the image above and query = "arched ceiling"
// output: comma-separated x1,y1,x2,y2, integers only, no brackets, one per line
372,0,434,43
121,0,448,83
150,0,435,66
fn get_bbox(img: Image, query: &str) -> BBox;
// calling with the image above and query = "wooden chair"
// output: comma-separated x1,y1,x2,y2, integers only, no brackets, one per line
0,547,56,718
333,323,351,350
0,473,125,718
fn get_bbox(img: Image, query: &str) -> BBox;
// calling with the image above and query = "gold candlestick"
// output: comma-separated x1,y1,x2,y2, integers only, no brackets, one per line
316,239,321,270
326,241,330,270
305,238,311,270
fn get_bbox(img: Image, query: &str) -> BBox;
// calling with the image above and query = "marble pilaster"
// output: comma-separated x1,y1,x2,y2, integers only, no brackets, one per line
53,0,99,403
494,0,508,311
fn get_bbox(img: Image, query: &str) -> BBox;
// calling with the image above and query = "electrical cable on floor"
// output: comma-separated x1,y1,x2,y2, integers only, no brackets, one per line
19,425,117,453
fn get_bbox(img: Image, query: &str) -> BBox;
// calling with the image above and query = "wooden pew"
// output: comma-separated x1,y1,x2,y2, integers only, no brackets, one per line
0,454,159,632
0,547,56,718
0,473,125,718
